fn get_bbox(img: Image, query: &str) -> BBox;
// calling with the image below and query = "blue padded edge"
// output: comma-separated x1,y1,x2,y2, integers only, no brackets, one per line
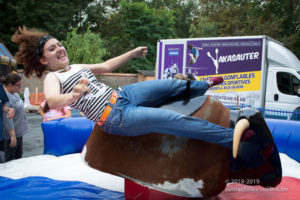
41,117,94,156
265,119,290,153
41,117,300,163
0,176,123,200
266,119,300,162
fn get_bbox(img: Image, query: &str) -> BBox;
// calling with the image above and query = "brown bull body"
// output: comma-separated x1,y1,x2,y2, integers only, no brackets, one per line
83,95,280,197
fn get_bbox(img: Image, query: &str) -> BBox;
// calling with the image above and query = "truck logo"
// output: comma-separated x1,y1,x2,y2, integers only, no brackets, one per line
207,49,260,74
207,49,219,74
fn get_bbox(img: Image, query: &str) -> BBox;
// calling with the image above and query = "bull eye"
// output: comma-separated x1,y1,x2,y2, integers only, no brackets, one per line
241,129,255,141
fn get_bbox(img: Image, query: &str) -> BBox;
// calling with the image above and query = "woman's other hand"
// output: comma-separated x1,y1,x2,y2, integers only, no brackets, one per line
72,78,90,101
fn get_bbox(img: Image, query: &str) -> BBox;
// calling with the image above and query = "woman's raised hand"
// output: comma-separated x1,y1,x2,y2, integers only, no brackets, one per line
133,46,148,58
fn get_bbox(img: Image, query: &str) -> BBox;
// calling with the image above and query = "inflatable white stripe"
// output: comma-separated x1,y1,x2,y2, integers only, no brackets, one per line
0,153,124,193
280,153,300,179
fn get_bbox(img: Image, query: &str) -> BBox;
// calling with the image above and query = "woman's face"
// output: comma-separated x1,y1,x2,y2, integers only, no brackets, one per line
7,80,22,93
40,38,69,71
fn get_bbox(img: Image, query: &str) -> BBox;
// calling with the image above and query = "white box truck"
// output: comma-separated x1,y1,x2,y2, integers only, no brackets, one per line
155,36,300,120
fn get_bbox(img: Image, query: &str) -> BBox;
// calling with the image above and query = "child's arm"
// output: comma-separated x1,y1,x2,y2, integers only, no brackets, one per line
45,108,72,121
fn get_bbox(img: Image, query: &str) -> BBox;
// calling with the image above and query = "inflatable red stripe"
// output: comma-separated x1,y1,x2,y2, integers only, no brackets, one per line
125,177,300,200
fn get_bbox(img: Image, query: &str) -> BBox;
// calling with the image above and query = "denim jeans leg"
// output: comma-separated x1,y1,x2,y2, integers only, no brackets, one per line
120,79,209,107
107,102,233,149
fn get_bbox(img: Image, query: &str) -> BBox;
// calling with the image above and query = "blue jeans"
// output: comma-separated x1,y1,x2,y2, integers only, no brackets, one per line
102,79,233,148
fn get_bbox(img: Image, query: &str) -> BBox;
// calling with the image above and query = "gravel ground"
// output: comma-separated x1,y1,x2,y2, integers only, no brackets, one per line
22,112,44,158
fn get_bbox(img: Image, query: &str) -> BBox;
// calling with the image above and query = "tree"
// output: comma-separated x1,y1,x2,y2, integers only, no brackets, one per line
142,0,200,38
256,0,300,58
84,0,175,73
79,0,121,34
113,0,175,73
62,27,106,65
79,0,202,72
189,16,218,37
193,0,300,58
0,0,93,55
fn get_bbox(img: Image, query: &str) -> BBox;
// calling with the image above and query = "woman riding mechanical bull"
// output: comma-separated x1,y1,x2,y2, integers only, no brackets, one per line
12,26,281,196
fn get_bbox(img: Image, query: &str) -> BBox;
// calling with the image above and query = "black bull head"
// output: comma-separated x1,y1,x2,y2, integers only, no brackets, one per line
83,95,282,198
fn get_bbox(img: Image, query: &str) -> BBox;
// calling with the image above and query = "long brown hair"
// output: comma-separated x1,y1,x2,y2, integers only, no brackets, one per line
11,26,49,78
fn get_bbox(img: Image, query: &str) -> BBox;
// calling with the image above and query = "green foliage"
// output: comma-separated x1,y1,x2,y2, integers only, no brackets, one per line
194,0,300,58
141,0,201,38
95,0,175,73
79,0,121,34
189,16,218,38
116,0,175,72
0,0,93,55
62,28,106,64
292,35,300,59
19,93,24,100
120,0,175,44
172,0,200,38
1,0,299,71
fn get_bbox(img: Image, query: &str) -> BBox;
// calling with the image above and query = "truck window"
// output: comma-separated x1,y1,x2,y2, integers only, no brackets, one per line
277,72,300,95
292,76,300,95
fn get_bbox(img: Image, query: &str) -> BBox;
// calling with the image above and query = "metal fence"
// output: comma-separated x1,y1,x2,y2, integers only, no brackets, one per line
224,104,300,121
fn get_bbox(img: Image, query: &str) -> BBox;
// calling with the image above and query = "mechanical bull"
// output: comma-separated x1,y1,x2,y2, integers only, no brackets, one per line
82,95,282,198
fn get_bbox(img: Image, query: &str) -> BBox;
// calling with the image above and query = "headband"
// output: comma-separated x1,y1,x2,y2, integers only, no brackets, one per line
36,35,54,57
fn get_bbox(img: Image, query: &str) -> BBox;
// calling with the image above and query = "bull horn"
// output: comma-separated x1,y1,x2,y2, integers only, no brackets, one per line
232,118,250,159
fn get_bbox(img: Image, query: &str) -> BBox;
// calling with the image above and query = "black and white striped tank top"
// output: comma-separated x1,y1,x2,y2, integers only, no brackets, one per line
53,64,113,122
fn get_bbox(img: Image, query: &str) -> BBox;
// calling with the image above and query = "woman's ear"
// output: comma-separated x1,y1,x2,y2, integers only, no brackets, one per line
40,57,48,65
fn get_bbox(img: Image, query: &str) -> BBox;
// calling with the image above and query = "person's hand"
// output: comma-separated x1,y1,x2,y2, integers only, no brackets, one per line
10,135,17,148
6,108,15,118
133,46,147,58
72,78,90,101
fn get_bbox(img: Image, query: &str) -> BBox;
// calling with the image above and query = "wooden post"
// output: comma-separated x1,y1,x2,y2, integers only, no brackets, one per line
35,87,38,105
